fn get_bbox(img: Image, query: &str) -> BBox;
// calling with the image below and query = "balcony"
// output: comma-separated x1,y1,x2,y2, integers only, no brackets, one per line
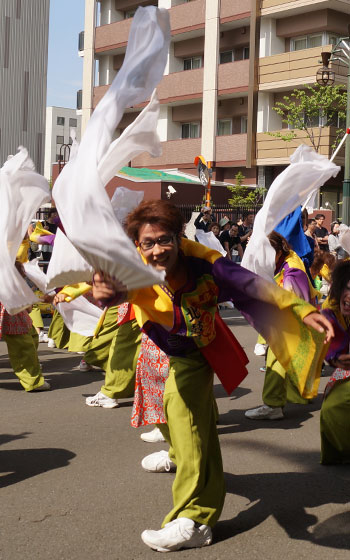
218,60,249,95
220,0,250,22
261,0,350,16
259,45,347,91
95,19,132,53
170,0,205,36
158,67,203,103
216,134,247,164
132,138,202,168
256,127,344,165
92,85,109,109
95,0,205,54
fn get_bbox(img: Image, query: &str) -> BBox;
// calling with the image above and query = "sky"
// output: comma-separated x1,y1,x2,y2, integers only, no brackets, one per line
46,0,85,108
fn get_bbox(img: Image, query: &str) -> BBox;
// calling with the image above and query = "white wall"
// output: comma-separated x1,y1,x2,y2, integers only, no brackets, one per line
257,92,282,133
44,107,82,180
259,18,285,57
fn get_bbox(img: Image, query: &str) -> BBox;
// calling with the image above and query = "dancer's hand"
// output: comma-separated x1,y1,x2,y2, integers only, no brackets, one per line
92,272,127,303
53,292,68,305
303,312,334,343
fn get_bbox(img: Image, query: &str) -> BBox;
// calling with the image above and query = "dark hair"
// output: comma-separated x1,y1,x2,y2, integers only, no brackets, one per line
329,260,350,306
310,251,336,278
208,222,220,231
330,221,339,234
308,218,316,225
315,213,325,220
125,200,184,242
242,210,254,220
268,231,291,258
230,223,238,228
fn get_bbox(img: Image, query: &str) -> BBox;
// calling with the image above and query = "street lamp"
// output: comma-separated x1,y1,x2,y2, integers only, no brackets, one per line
316,34,350,224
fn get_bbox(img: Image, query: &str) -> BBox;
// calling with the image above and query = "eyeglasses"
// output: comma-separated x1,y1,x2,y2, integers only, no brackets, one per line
139,235,175,251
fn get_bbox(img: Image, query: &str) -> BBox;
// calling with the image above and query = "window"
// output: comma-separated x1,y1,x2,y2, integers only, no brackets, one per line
217,119,232,136
69,118,77,127
56,135,64,144
68,137,73,145
291,32,341,51
243,46,250,60
181,122,200,139
124,10,136,19
329,34,341,46
220,50,233,64
56,154,63,162
241,116,248,134
183,56,202,70
57,116,65,125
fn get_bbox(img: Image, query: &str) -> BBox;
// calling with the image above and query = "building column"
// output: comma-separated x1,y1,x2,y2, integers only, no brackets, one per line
100,0,123,24
81,0,96,133
257,92,282,132
201,0,220,164
98,55,117,86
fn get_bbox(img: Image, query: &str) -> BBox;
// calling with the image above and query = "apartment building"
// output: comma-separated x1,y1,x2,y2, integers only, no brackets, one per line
0,0,49,173
80,0,350,210
257,0,350,215
44,107,81,180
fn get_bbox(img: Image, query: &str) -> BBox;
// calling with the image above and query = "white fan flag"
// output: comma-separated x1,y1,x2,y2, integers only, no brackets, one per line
52,7,170,292
241,145,340,281
57,297,103,337
195,230,226,257
0,148,50,314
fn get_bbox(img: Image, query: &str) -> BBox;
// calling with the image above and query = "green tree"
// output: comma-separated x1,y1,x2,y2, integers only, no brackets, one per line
269,83,347,152
227,171,266,208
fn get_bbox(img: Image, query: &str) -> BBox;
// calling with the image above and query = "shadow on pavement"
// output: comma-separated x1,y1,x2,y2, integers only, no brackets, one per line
217,396,323,434
214,384,251,401
0,432,31,446
215,459,350,550
0,447,76,488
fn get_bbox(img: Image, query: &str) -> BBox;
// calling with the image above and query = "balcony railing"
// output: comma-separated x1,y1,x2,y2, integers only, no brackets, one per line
259,45,346,89
218,60,250,94
132,138,202,168
95,0,205,54
220,0,250,20
216,134,247,163
256,127,343,164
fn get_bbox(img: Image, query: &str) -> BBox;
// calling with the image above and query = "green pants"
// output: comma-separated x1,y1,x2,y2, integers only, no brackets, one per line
263,348,309,407
158,349,225,528
68,331,92,353
48,310,70,349
3,329,44,391
320,379,350,464
29,305,44,329
101,318,142,399
84,306,119,371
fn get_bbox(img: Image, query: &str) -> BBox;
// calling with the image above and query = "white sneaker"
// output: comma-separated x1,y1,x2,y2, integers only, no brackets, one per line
141,450,176,473
85,391,119,409
254,343,268,356
47,338,56,348
31,381,51,392
79,359,93,372
141,518,212,552
140,427,166,443
245,404,284,420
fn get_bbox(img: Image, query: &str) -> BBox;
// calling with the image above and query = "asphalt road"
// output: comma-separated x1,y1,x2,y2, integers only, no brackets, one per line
1,310,349,560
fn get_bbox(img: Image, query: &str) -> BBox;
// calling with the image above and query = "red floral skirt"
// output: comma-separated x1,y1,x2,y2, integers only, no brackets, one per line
131,333,169,427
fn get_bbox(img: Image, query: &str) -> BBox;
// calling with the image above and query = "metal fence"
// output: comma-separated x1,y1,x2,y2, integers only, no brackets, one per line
176,204,262,224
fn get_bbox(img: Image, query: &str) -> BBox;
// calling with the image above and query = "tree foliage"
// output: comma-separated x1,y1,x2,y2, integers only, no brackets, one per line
269,83,347,152
227,171,266,208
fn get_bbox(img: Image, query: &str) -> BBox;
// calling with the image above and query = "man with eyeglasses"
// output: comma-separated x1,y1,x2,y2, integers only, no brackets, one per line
92,199,332,554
